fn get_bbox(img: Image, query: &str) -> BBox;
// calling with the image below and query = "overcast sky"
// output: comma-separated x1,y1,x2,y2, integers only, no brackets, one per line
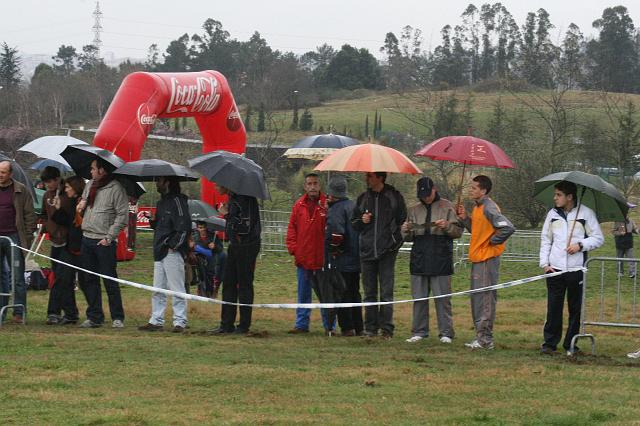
2,0,639,61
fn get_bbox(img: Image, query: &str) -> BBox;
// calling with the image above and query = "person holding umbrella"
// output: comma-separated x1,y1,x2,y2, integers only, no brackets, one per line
351,172,407,339
539,181,604,356
76,158,129,328
208,185,261,335
188,150,268,335
138,176,191,333
456,175,514,350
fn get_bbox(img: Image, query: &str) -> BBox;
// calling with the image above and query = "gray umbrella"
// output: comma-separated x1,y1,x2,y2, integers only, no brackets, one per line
60,145,146,199
188,151,270,200
113,159,199,182
534,171,628,222
188,199,226,232
0,153,37,201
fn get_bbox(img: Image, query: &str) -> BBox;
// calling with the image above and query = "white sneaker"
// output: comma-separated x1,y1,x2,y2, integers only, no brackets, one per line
405,335,424,343
465,340,494,350
439,336,452,344
112,319,124,328
627,350,640,359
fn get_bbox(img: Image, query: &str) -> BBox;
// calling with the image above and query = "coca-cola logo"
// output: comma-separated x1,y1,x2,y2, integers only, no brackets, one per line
226,107,242,131
137,103,157,132
166,76,221,114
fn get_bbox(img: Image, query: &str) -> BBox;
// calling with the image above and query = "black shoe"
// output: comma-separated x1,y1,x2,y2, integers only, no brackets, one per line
46,315,62,325
233,328,249,335
207,327,233,335
172,325,186,333
138,323,163,332
540,346,555,355
287,327,309,334
59,317,78,326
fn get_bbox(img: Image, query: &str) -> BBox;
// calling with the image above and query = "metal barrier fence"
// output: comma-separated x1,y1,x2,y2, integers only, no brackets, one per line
0,235,24,327
572,257,640,354
258,210,542,263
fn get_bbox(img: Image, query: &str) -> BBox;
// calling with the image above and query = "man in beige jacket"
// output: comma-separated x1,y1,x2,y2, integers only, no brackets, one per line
401,177,462,344
76,158,129,328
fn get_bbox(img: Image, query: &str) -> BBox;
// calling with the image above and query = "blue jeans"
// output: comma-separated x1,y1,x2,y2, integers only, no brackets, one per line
295,267,331,331
0,234,26,317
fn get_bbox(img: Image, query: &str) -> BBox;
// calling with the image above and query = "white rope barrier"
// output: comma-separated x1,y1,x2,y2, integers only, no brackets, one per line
16,243,583,309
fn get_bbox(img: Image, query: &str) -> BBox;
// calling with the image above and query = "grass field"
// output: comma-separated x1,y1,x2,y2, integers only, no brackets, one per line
1,232,640,425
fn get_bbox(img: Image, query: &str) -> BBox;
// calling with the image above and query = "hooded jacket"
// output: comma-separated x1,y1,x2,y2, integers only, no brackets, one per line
351,184,407,261
460,196,515,263
539,204,604,271
325,197,360,272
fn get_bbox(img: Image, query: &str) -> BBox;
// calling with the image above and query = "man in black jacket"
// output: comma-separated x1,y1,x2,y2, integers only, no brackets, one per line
139,176,191,333
209,186,261,335
352,172,407,338
401,177,462,344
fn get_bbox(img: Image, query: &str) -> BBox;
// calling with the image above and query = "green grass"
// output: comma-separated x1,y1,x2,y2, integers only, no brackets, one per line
1,232,640,424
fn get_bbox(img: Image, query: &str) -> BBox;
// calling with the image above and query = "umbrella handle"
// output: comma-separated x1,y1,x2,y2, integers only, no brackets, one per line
566,187,587,249
456,162,467,207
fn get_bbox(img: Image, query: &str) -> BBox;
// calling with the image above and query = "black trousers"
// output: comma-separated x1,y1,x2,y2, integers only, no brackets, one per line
220,241,260,331
362,250,398,335
47,250,82,321
47,245,69,316
340,271,363,333
543,270,583,351
80,238,125,324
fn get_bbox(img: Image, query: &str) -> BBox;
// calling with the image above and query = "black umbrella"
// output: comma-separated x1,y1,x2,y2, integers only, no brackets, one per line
293,133,360,149
60,145,145,199
188,199,226,232
188,151,270,200
113,159,199,182
0,153,37,201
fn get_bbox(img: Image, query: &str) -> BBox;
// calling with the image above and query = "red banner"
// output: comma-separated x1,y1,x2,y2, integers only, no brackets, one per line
136,206,156,228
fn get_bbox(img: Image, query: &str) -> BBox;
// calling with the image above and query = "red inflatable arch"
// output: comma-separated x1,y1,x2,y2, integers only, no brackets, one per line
94,70,246,206
93,70,246,260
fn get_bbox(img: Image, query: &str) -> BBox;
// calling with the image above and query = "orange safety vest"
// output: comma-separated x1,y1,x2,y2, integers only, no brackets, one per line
468,201,506,263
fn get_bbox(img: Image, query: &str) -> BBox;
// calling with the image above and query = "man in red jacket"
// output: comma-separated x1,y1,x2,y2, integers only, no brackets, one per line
286,173,327,334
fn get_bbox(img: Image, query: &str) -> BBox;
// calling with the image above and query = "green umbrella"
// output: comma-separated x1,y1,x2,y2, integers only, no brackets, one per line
533,171,628,222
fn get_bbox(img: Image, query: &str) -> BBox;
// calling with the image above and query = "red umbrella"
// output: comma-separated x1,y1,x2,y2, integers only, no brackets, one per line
415,136,515,203
314,143,421,174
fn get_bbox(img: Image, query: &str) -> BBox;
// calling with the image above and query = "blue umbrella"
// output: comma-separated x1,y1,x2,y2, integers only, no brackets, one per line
30,159,72,172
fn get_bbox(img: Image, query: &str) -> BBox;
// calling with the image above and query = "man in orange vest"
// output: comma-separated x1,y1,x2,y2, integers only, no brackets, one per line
456,175,514,350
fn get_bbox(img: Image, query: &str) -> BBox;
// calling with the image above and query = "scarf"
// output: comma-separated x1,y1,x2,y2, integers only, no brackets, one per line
88,174,115,207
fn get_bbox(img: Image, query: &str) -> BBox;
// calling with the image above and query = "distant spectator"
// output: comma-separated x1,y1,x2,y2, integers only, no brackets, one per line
612,216,638,278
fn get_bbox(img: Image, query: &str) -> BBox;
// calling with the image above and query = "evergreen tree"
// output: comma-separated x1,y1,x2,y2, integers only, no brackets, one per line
299,109,313,131
364,114,369,138
585,6,639,92
290,104,299,130
377,114,382,134
0,42,22,88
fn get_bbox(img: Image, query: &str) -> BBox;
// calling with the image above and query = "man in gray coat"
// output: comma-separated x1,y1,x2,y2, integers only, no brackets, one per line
76,158,129,328
402,177,462,344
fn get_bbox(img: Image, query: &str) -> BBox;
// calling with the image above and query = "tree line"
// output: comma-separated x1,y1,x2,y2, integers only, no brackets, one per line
1,4,639,131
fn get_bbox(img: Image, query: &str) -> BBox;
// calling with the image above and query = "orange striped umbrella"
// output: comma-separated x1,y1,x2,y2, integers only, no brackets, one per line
314,143,421,174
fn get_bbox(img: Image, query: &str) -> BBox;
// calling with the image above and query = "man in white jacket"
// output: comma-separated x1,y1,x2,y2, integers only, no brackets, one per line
539,181,604,356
